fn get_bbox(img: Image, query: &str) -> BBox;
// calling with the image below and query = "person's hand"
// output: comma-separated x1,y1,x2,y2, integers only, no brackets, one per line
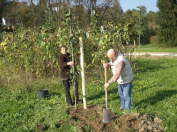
67,61,74,66
104,82,110,89
103,63,109,69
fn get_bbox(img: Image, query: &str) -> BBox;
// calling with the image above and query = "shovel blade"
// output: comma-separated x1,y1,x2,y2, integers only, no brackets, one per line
102,108,112,123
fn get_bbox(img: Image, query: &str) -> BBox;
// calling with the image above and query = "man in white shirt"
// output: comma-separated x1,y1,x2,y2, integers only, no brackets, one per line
103,49,133,110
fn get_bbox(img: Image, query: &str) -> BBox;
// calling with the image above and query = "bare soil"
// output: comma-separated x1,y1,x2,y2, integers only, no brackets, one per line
57,105,164,132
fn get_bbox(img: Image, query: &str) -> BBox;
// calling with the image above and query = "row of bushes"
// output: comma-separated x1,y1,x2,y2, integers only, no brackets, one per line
0,23,133,78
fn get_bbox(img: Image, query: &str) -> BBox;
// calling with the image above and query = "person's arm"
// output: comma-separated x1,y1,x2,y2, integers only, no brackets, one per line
109,61,124,83
103,62,111,69
104,61,125,88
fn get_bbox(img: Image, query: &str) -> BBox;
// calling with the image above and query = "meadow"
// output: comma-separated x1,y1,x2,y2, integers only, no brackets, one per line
0,58,177,132
136,44,177,53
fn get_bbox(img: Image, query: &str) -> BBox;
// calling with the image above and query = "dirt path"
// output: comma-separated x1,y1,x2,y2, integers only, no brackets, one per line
127,52,177,57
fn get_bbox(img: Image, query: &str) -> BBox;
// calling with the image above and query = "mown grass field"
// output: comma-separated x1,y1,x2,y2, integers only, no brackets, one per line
135,44,177,53
0,58,177,132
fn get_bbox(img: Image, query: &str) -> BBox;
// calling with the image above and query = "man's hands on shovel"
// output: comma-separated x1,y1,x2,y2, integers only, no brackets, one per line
104,82,110,89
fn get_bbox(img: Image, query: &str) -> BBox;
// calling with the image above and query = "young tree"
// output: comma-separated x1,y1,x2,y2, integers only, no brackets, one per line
157,0,177,46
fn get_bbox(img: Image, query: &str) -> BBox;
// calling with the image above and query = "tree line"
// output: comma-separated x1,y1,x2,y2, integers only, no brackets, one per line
0,0,176,46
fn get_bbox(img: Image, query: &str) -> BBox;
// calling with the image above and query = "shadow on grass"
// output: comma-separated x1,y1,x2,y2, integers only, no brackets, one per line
136,83,159,93
132,59,175,74
135,90,177,108
88,88,118,101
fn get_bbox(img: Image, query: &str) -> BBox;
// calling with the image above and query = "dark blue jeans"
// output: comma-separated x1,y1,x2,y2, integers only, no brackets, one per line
62,79,79,105
118,83,132,110
63,79,72,105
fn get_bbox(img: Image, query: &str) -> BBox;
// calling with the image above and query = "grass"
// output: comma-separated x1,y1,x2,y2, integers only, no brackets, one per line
0,58,177,132
135,44,177,53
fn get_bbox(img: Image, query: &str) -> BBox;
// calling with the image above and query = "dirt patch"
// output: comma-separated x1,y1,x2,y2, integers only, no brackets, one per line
64,105,164,132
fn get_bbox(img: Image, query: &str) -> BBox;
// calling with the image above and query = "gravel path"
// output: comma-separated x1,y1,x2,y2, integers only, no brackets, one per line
127,52,177,57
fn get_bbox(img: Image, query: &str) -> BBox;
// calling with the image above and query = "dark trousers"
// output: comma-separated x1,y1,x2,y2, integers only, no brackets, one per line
73,79,79,102
62,79,79,105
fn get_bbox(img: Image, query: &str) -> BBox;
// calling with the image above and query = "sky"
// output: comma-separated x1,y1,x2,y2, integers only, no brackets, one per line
120,0,159,12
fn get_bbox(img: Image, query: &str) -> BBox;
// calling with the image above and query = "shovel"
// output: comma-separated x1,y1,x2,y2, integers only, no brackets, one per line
102,67,112,124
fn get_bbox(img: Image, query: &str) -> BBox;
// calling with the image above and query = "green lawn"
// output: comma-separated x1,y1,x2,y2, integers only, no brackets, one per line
135,44,177,53
0,58,177,132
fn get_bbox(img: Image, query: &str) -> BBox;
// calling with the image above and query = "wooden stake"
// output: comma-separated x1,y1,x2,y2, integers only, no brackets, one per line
79,37,87,109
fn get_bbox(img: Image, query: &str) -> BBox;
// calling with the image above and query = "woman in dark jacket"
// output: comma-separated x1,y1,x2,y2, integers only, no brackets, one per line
59,46,79,105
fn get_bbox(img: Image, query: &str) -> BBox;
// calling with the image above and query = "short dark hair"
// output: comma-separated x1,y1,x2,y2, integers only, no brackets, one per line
59,45,67,50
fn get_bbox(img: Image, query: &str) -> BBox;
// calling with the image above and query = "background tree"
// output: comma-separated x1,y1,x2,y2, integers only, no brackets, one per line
0,0,6,20
136,6,148,45
146,11,158,43
120,6,149,45
157,0,177,46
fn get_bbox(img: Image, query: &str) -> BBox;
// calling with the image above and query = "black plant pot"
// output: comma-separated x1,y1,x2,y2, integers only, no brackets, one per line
37,90,49,98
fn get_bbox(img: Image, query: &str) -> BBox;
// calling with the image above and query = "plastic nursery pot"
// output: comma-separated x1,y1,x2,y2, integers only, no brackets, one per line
37,90,49,98
102,107,112,124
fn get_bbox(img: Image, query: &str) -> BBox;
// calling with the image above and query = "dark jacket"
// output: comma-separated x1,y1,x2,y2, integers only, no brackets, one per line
59,53,71,80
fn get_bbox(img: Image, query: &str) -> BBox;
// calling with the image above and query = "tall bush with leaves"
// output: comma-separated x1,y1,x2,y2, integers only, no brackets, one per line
0,26,61,77
0,11,134,78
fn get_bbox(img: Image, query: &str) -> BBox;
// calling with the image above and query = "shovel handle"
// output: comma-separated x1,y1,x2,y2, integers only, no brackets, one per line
104,67,107,83
104,68,108,108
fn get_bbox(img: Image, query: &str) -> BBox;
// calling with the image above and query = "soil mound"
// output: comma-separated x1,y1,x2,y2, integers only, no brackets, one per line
65,105,164,132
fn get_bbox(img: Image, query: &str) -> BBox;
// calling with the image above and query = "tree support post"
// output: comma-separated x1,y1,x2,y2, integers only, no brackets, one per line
79,37,87,109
